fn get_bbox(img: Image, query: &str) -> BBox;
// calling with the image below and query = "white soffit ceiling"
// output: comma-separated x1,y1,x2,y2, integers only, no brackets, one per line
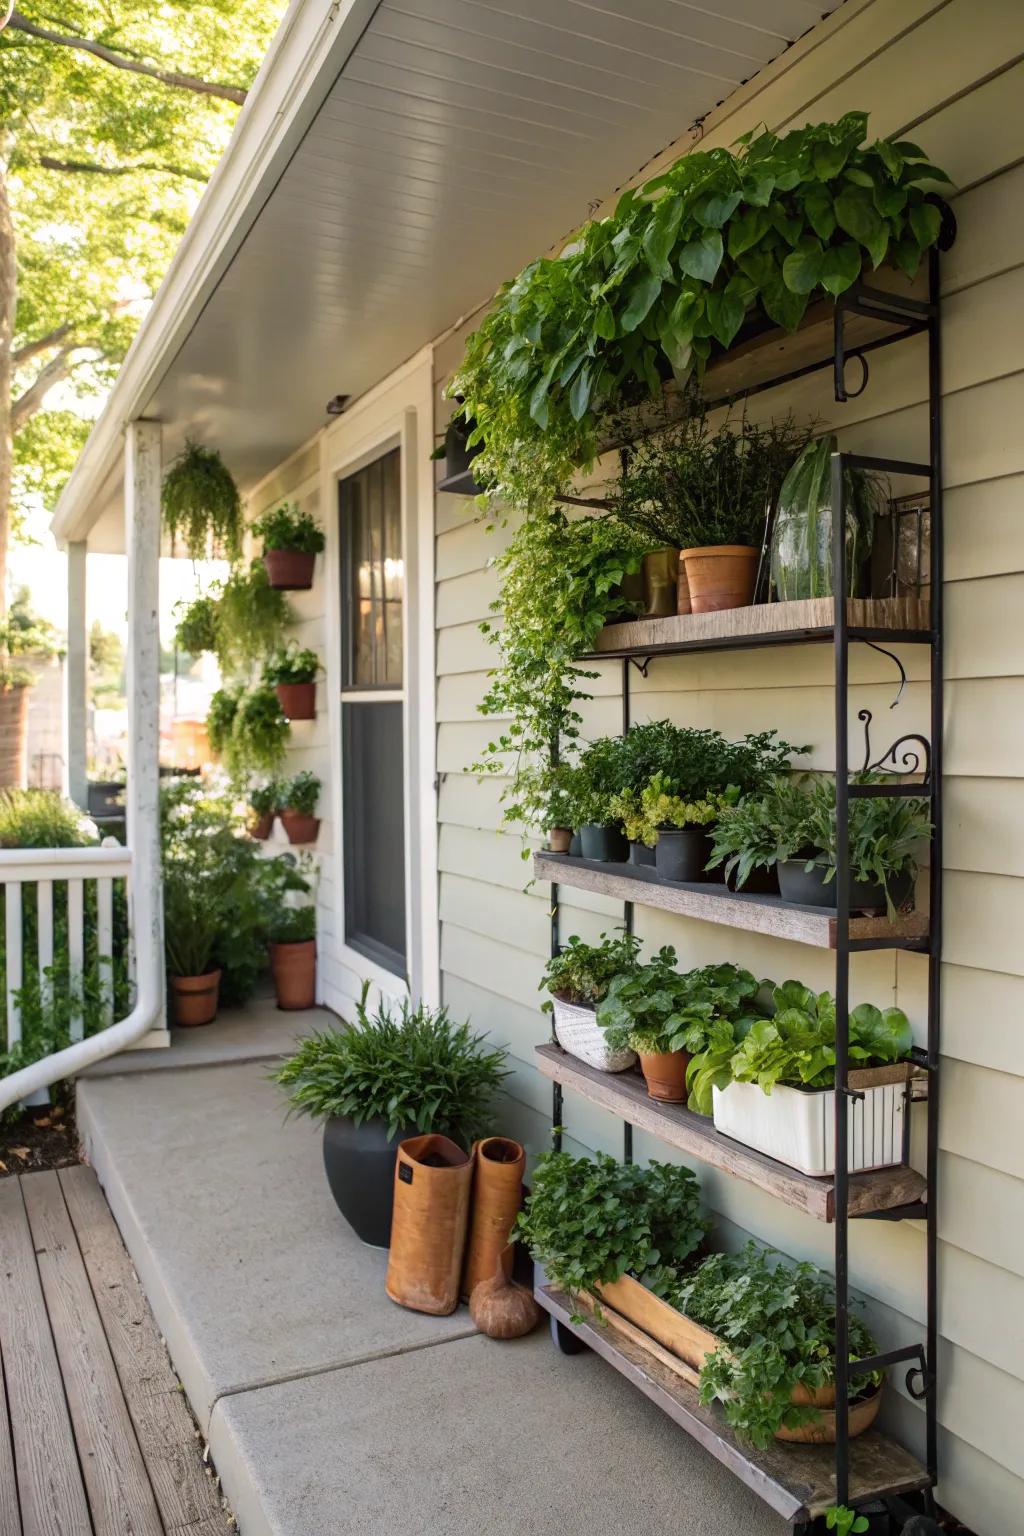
149,0,842,492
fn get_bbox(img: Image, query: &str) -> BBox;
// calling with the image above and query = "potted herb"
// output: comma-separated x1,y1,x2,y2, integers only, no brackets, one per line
612,412,811,612
540,930,642,1072
251,501,325,590
264,645,320,721
702,980,915,1175
274,985,509,1247
639,774,735,883
704,782,801,894
770,435,887,599
512,1150,708,1315
163,859,222,1026
161,440,243,563
667,1243,883,1446
248,781,279,840
278,770,321,844
269,904,317,1011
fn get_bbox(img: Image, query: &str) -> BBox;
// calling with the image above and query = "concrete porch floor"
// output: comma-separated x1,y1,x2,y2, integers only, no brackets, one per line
77,998,787,1536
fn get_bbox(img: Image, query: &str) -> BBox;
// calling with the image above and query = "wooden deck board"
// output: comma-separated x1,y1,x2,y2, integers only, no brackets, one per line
22,1172,163,1536
0,1178,93,1536
0,1336,21,1536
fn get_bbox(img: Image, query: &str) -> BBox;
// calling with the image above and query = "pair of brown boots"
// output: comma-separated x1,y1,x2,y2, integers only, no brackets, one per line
385,1134,524,1316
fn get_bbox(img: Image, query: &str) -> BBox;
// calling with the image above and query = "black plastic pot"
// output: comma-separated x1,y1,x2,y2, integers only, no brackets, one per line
322,1115,423,1249
777,858,914,914
726,864,781,896
629,841,656,867
580,824,628,862
87,780,125,816
568,832,582,857
655,828,713,883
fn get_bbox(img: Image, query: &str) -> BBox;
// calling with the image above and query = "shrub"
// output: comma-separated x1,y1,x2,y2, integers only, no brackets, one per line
0,789,94,849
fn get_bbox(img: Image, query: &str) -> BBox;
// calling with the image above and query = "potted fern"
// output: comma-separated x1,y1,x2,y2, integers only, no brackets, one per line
161,441,243,562
264,645,320,721
252,502,325,590
269,904,317,1010
278,770,321,844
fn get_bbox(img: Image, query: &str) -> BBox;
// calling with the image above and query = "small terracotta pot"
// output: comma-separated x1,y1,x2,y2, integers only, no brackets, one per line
270,938,316,1010
169,969,221,1027
548,827,572,853
676,557,692,616
275,680,316,720
263,548,316,590
280,810,320,845
680,545,758,613
250,811,274,840
638,1048,690,1103
642,548,680,617
774,1382,883,1444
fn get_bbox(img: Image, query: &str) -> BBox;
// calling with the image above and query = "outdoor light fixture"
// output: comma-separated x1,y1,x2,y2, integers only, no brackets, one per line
325,394,350,416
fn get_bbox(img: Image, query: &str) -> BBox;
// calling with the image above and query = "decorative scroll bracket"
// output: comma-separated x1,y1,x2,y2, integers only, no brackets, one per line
858,708,932,787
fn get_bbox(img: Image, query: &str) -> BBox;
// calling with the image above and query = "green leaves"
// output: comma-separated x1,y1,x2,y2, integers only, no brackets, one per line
834,184,889,267
678,229,724,284
621,270,663,332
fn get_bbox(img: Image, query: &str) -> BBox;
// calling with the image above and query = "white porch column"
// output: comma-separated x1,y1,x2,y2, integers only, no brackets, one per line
64,539,88,809
125,420,167,1043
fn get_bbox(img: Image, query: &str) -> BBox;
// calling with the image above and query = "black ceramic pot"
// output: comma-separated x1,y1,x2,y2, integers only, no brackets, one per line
777,859,914,914
580,824,628,862
655,828,713,883
629,841,656,867
322,1115,422,1249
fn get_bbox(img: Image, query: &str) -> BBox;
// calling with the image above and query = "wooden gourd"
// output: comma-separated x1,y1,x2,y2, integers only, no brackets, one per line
469,1256,541,1339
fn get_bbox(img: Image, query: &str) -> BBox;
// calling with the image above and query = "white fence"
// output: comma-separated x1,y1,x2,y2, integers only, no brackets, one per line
1,840,132,1062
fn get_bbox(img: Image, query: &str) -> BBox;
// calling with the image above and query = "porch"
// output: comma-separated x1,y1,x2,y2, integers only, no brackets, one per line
63,1001,779,1536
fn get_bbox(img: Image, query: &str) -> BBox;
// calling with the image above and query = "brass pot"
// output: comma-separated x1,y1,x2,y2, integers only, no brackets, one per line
642,548,680,617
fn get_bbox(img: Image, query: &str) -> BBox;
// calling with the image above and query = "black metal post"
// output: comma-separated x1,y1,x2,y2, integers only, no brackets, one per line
832,449,852,1508
622,657,634,1165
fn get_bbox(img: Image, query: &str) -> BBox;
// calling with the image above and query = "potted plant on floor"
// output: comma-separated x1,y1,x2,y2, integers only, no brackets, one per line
248,781,279,840
540,930,642,1072
269,904,317,1010
252,501,325,591
163,860,222,1026
274,986,509,1247
277,770,321,844
264,645,320,721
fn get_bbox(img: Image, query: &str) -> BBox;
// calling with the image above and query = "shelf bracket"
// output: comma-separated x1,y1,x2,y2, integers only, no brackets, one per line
858,709,932,784
629,655,653,679
861,639,908,709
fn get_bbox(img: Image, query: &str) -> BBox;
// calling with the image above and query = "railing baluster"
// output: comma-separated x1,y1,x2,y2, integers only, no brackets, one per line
97,876,114,1029
37,879,54,997
4,881,23,1050
68,878,85,1042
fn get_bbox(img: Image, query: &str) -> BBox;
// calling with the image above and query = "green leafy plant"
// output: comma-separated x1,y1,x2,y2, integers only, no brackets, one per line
272,905,317,944
611,410,812,550
251,501,325,554
512,1150,709,1312
264,645,320,686
0,789,93,848
213,561,292,675
273,983,509,1145
638,773,736,839
207,684,289,778
161,440,242,562
667,1243,881,1447
249,781,280,818
826,1506,869,1536
540,929,642,1009
206,686,242,761
452,113,949,508
597,950,759,1057
162,860,221,978
1,588,63,659
706,778,810,889
279,771,320,817
173,593,219,657
472,506,646,837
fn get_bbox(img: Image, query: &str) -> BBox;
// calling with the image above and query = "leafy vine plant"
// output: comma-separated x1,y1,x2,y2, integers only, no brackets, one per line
450,112,949,509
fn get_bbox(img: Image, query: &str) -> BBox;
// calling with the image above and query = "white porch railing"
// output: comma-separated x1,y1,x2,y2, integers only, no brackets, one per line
0,838,162,1113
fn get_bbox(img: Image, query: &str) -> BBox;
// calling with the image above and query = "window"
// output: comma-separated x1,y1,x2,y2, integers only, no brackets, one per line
340,449,406,976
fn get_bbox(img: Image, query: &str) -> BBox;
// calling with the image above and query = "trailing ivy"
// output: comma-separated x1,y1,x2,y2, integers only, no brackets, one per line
451,113,949,506
161,440,243,562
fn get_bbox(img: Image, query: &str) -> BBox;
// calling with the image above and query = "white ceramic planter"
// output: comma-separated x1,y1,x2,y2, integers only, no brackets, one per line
550,995,636,1073
712,1071,909,1176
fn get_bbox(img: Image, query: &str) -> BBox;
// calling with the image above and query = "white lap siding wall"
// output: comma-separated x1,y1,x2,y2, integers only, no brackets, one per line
430,2,1024,1529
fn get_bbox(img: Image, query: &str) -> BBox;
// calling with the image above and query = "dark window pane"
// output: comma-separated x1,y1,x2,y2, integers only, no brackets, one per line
340,447,402,690
342,701,406,975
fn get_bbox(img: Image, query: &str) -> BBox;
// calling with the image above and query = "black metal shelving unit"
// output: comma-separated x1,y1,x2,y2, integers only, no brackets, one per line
534,252,946,1532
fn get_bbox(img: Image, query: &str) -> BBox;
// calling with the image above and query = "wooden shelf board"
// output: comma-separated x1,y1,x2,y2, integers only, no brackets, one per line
535,1282,932,1524
535,1044,927,1222
534,853,929,951
588,596,931,661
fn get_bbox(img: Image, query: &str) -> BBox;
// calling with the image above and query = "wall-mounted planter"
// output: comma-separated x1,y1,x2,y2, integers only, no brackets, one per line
712,1065,911,1176
263,548,316,590
275,681,316,720
437,413,487,495
270,938,316,1010
550,994,636,1074
280,810,320,844
169,968,221,1027
249,812,274,840
777,858,913,915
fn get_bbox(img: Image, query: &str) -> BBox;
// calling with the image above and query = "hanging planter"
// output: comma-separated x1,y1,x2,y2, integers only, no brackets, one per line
252,502,325,590
264,645,320,721
161,441,242,562
436,411,488,495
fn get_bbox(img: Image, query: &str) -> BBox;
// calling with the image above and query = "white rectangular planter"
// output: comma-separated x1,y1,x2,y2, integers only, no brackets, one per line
711,1073,908,1176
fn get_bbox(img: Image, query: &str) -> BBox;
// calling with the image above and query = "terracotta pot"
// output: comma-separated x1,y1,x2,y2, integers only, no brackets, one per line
548,827,572,853
461,1137,525,1301
275,680,316,720
250,811,274,840
280,810,320,845
638,1048,690,1103
263,548,316,590
270,938,316,1010
169,969,221,1027
680,544,759,613
386,1134,473,1316
642,548,680,617
774,1382,883,1444
675,556,692,615
0,683,30,788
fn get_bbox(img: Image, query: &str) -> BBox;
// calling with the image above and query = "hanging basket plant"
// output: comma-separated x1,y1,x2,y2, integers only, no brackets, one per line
161,440,243,562
451,112,951,509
